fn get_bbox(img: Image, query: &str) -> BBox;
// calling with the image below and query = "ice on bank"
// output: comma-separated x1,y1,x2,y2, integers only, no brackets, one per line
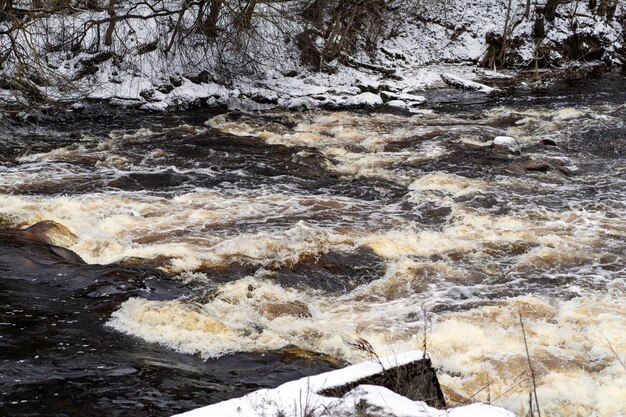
173,350,516,417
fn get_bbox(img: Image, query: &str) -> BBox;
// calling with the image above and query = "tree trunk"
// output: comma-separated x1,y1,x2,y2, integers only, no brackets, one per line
607,0,618,19
534,8,546,39
498,0,513,67
1,0,11,10
165,0,190,53
0,0,13,17
86,0,99,10
545,0,575,20
205,0,221,36
104,0,117,47
303,0,328,29
237,0,257,30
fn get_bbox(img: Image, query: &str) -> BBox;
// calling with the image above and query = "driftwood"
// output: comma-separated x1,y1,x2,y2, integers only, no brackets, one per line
342,54,400,78
440,73,497,93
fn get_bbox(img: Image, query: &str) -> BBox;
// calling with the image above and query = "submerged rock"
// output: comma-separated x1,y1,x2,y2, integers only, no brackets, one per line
277,345,344,367
260,301,311,320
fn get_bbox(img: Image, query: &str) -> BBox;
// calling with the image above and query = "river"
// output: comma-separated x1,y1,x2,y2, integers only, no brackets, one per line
1,74,625,416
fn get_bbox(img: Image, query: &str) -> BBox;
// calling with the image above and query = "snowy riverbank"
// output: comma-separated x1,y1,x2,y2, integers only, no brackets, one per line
1,0,623,111
174,350,516,417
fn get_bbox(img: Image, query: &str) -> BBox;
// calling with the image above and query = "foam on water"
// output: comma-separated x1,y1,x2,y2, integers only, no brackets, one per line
429,295,626,416
2,105,625,417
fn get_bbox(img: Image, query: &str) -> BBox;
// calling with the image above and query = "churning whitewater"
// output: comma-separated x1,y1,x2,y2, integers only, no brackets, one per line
1,82,625,417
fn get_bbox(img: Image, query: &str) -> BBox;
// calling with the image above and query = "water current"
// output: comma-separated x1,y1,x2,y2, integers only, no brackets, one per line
1,75,625,416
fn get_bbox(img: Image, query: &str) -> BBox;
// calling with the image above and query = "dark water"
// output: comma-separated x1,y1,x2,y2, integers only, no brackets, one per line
1,73,625,416
0,235,337,417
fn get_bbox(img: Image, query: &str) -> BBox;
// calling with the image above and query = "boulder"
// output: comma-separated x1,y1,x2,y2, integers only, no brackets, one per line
386,99,408,109
23,220,78,248
540,138,559,147
320,354,445,408
519,159,554,172
492,136,521,155
346,92,383,107
508,159,558,175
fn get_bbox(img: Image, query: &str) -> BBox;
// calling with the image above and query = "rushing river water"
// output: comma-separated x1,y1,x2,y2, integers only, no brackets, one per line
1,75,625,417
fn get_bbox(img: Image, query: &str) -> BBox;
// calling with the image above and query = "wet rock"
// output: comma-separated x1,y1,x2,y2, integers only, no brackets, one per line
277,345,343,367
267,249,384,293
321,354,445,408
260,301,311,320
249,90,279,105
508,159,554,174
492,136,521,155
521,159,554,172
540,138,559,147
23,220,78,248
143,303,232,334
557,166,577,176
520,159,554,171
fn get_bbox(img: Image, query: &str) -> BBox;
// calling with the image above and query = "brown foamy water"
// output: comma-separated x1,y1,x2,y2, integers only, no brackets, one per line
1,88,625,416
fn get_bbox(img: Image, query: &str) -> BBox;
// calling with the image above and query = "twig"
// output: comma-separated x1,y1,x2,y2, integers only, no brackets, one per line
519,308,541,417
602,333,626,372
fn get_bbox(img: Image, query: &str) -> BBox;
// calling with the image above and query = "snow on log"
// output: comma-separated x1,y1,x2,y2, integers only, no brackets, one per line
173,350,517,417
440,73,498,93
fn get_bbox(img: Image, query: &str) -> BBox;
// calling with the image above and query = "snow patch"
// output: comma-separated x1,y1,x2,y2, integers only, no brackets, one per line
173,351,517,417
493,136,522,154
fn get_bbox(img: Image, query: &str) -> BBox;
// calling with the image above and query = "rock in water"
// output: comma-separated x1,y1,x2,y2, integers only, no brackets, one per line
320,355,445,408
23,220,78,248
492,136,521,155
513,159,554,172
260,301,311,320
173,350,458,417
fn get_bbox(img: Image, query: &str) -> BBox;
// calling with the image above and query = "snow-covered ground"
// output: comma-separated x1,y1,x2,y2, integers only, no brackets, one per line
174,350,516,417
1,0,623,111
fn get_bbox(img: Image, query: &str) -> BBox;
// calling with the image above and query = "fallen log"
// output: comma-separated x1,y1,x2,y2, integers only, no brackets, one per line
440,73,498,93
